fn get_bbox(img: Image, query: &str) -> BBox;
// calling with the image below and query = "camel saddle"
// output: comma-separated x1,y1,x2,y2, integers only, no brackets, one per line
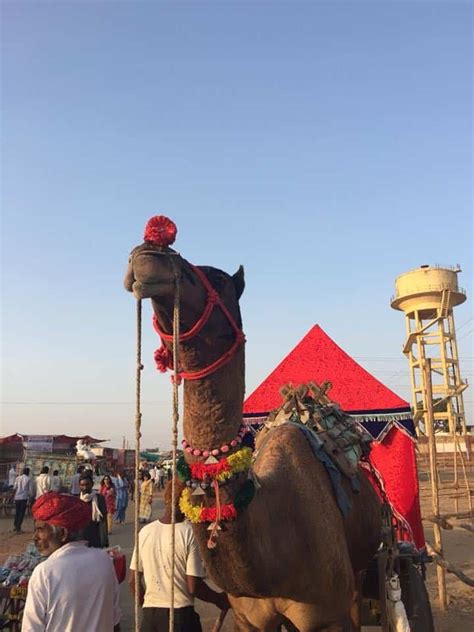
266,382,372,480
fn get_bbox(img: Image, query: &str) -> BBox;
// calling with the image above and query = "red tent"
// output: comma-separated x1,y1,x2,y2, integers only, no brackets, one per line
243,324,425,549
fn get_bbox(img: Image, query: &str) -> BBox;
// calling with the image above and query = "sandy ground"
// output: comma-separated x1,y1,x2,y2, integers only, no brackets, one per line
418,473,474,632
1,470,473,631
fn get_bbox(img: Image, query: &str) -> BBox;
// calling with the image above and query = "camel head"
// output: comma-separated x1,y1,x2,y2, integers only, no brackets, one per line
124,216,245,363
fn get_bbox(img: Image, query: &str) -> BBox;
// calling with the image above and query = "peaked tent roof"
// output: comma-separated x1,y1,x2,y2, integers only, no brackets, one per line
244,325,409,415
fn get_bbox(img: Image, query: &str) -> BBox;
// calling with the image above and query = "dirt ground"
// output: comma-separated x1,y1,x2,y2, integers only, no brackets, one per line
418,472,474,632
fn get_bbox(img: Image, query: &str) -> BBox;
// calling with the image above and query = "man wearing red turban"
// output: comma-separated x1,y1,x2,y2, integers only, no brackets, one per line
22,492,121,631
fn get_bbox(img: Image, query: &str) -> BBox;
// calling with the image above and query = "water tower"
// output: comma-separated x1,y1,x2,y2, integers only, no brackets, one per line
391,265,468,434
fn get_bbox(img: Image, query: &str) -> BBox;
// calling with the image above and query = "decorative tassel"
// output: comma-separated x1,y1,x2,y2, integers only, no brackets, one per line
154,343,173,372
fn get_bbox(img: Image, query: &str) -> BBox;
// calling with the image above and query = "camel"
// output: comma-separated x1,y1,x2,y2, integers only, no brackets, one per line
124,222,382,631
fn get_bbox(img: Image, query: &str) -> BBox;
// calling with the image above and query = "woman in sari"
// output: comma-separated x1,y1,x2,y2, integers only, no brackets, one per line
99,475,116,535
114,471,129,524
139,471,153,524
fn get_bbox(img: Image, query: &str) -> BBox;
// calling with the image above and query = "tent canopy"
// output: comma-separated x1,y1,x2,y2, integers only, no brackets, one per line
244,324,409,416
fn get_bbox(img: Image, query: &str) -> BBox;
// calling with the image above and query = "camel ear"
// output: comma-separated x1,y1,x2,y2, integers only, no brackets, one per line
232,265,245,299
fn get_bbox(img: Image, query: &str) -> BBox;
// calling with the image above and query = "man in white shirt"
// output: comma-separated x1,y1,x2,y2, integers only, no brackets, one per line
157,466,165,490
35,466,51,498
8,464,17,488
13,467,35,533
129,481,228,631
69,465,84,495
22,491,121,632
50,470,62,492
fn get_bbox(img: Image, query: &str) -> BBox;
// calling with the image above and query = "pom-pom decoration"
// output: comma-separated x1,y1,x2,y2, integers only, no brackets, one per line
144,215,177,247
233,479,256,512
154,345,173,372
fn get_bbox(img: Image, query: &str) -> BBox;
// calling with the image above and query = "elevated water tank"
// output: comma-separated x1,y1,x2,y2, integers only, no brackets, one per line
391,265,468,435
391,265,466,316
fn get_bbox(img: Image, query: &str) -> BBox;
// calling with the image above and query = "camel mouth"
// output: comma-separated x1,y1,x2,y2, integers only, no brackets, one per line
132,279,174,300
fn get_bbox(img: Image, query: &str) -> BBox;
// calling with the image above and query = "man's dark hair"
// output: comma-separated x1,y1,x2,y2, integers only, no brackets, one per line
40,466,49,474
23,467,30,476
77,465,85,474
164,479,185,521
79,473,94,484
53,470,59,476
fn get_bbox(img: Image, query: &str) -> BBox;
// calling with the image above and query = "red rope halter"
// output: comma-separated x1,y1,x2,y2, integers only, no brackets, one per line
153,264,245,381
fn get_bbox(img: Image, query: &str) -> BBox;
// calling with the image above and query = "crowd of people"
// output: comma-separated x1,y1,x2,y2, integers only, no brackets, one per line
10,464,131,536
7,462,230,631
9,461,172,535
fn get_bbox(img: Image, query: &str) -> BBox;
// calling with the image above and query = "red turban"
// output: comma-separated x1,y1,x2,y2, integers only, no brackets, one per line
32,492,92,532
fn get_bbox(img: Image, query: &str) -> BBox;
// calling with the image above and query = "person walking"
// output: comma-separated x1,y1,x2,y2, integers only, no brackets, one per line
12,467,34,533
129,480,229,631
79,474,109,548
128,473,135,503
35,466,52,498
8,464,17,488
114,471,129,524
138,471,153,524
50,470,62,492
100,475,117,535
22,491,121,631
157,466,165,491
70,465,85,496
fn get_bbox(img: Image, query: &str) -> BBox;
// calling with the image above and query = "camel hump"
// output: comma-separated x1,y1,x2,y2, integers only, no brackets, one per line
255,421,355,517
266,381,373,478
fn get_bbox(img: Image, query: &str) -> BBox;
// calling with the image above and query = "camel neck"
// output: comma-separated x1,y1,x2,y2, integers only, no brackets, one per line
182,349,245,452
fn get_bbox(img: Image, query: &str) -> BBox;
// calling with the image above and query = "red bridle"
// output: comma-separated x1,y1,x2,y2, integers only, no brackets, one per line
152,264,245,381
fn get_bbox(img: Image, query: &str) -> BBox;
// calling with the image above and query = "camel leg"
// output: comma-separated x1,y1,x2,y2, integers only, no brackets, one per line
349,571,365,632
317,619,354,632
233,618,280,632
233,619,259,632
232,607,282,632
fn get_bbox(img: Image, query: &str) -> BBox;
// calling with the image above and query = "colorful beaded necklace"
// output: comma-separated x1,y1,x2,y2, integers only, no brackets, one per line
181,424,248,457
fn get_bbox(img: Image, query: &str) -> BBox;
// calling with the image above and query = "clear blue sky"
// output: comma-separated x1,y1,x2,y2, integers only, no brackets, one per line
1,1,472,448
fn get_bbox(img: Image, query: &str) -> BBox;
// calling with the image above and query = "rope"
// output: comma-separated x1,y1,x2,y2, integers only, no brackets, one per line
169,258,181,632
134,299,143,632
207,480,222,549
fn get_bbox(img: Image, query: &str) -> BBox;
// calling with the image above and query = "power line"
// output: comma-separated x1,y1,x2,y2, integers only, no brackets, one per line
354,356,473,361
1,400,172,405
457,317,473,332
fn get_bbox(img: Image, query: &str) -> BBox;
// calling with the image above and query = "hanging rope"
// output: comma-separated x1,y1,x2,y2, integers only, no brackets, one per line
169,259,181,632
207,480,222,549
134,299,143,632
